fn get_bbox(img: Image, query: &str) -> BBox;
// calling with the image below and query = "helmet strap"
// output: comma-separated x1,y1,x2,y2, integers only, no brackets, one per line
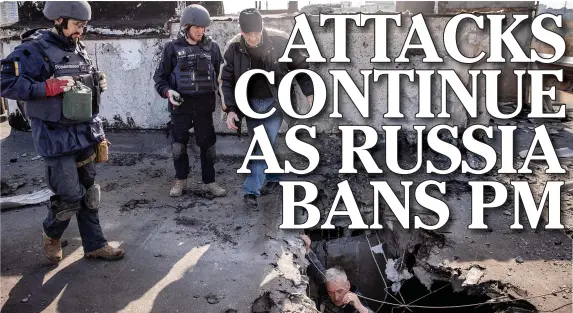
183,25,191,37
54,18,70,37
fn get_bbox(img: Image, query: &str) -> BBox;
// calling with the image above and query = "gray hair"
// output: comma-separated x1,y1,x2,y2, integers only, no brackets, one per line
324,266,348,283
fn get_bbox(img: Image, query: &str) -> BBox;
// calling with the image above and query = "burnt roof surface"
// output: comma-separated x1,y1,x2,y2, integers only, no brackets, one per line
7,1,224,29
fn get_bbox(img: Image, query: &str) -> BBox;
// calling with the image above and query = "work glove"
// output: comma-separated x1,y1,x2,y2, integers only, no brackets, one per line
45,76,74,97
166,89,183,106
98,72,107,91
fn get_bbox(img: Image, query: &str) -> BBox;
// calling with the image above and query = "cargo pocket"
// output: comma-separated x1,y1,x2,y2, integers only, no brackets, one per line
44,155,83,202
44,157,60,194
32,120,66,157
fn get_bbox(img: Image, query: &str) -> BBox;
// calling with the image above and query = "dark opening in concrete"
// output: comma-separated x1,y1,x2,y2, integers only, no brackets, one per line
307,268,538,312
376,277,538,313
307,227,365,241
305,234,538,313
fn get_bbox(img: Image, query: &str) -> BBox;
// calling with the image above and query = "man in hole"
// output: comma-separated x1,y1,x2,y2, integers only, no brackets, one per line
301,235,373,313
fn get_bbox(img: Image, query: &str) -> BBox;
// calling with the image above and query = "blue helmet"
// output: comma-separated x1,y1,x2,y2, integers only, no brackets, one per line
180,4,211,28
43,1,92,21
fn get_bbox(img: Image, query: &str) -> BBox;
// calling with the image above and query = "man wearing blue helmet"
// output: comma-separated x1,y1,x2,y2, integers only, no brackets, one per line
0,1,125,262
154,4,227,198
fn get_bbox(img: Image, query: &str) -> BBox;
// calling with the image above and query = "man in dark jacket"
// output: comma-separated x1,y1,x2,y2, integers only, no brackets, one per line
220,8,314,208
154,4,226,198
0,1,124,262
301,235,374,313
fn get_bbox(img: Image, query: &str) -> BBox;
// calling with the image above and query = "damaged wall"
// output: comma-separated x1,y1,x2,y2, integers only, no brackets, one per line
437,1,535,13
11,1,224,27
1,14,532,132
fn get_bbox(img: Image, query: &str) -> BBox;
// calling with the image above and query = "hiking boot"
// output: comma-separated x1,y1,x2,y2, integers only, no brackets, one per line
170,179,186,197
244,194,257,209
43,232,62,262
206,182,226,197
85,244,125,261
260,181,280,196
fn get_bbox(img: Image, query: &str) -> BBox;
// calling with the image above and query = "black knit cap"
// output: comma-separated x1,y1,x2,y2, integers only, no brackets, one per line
239,8,262,32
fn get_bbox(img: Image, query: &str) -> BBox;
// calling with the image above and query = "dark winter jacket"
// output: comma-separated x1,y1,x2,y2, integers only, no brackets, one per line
219,27,314,117
0,28,105,157
153,34,223,114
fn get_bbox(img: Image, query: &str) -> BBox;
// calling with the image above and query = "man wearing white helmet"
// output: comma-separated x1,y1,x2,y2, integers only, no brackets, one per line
154,4,227,198
0,1,125,262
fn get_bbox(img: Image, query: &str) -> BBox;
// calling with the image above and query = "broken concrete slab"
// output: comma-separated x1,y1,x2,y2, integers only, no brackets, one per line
518,147,543,159
0,188,53,210
516,145,573,159
385,259,414,293
555,147,573,158
370,243,385,255
0,179,26,196
462,267,485,286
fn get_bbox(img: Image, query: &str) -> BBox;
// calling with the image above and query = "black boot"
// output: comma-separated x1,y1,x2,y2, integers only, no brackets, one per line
243,194,257,209
260,181,280,196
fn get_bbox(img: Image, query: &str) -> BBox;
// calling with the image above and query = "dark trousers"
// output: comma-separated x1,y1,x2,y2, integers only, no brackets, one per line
42,146,107,253
171,112,216,183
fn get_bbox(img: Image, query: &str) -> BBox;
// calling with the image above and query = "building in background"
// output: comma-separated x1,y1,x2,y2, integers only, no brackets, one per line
363,1,395,12
334,0,396,13
341,1,353,8
0,2,18,27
